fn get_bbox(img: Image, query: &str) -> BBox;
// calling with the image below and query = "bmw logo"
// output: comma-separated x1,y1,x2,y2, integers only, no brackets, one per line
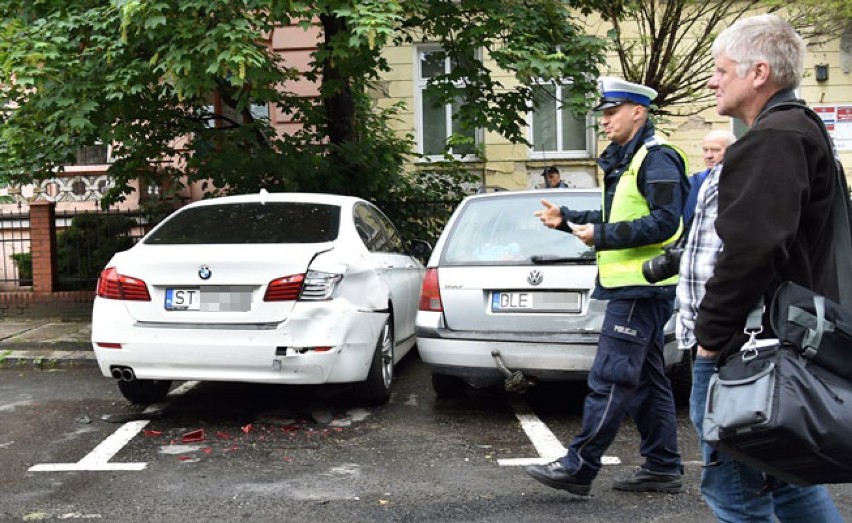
198,265,212,280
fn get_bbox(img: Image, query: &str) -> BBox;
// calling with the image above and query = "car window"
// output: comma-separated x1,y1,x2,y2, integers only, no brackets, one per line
373,208,406,253
354,203,402,253
440,193,598,265
144,202,340,244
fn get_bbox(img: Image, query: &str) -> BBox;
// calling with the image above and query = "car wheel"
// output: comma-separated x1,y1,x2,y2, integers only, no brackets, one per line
668,350,693,408
431,373,467,398
117,379,173,404
357,315,394,406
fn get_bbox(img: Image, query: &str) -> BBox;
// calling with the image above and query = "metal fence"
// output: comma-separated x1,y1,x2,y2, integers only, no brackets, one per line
0,199,462,292
0,209,32,289
0,208,157,291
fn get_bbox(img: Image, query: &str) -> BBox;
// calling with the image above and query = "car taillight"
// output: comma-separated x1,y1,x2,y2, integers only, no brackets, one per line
264,274,305,301
96,267,151,301
299,271,342,300
264,271,343,302
419,268,442,312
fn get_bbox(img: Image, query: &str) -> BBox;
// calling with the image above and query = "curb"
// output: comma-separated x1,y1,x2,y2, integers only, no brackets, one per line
0,344,97,367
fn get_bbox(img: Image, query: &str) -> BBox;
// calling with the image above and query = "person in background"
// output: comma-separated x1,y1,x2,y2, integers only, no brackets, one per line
542,165,568,188
526,76,689,496
683,130,736,224
683,14,844,522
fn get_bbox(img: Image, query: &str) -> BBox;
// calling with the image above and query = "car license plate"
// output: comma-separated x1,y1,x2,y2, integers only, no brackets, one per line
165,286,253,312
491,291,581,313
165,288,200,310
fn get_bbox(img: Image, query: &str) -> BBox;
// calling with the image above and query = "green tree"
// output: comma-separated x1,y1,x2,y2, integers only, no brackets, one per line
599,0,852,117
0,0,607,208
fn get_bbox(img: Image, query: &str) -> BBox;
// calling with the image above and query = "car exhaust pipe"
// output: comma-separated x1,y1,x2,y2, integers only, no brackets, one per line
110,366,136,382
491,350,537,394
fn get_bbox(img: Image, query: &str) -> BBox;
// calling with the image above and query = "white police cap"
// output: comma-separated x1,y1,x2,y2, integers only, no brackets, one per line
592,76,657,111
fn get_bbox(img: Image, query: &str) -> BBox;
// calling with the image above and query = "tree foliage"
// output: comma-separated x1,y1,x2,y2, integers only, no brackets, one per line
0,0,607,208
599,0,852,117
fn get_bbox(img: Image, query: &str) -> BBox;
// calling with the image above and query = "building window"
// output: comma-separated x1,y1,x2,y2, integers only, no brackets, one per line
529,83,594,159
416,47,479,158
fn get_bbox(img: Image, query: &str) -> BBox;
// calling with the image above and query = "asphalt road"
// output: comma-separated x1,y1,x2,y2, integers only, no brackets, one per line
1,353,850,523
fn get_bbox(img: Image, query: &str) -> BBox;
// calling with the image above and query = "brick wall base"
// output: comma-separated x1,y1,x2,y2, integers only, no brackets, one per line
0,291,94,319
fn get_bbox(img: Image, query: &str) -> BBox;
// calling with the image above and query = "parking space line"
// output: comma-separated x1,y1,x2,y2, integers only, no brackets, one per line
28,380,200,473
29,421,150,472
498,396,621,467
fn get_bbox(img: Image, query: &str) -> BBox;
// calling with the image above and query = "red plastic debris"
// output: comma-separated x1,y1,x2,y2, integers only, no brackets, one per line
202,447,213,454
181,429,206,443
241,423,253,434
143,429,162,437
216,431,231,440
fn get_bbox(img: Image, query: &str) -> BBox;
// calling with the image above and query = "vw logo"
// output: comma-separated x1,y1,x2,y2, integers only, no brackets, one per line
527,270,543,286
198,265,212,280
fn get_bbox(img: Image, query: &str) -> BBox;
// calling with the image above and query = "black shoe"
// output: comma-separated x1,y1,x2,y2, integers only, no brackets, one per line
612,467,683,493
524,461,592,495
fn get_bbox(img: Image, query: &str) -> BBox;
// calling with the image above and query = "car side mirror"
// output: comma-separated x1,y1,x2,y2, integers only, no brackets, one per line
409,239,432,259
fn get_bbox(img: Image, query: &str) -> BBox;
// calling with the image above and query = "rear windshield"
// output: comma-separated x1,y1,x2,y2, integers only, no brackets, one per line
440,192,599,265
144,202,341,244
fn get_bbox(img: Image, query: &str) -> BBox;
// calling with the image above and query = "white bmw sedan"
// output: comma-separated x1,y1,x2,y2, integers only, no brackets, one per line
92,192,428,405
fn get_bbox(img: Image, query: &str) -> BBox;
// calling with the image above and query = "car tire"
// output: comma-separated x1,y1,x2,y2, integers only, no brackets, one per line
117,379,173,404
356,315,394,406
667,350,693,408
431,373,467,398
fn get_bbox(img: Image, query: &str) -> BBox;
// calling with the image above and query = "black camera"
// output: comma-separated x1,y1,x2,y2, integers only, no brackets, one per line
642,237,686,284
641,246,683,283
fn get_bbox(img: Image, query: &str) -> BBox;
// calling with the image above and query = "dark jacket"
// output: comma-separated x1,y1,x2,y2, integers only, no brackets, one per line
560,119,688,300
694,90,839,358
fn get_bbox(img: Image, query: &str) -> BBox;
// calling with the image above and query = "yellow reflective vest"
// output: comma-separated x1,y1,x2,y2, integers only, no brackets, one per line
597,137,688,288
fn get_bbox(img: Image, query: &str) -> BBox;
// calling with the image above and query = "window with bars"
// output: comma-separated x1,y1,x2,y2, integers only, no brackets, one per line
416,47,479,158
529,82,594,159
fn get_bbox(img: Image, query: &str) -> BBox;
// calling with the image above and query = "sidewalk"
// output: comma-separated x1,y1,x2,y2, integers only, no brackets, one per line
0,318,95,366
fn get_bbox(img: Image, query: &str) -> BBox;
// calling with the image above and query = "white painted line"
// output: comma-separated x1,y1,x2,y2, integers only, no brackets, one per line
27,381,199,473
506,396,566,460
28,462,147,472
499,396,621,467
29,420,150,472
168,380,200,397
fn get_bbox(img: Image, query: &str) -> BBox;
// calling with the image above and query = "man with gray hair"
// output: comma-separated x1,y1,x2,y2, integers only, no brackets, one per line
684,130,736,224
683,13,844,521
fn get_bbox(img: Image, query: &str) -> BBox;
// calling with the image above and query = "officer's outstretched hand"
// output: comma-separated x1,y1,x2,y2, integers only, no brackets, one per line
535,199,564,229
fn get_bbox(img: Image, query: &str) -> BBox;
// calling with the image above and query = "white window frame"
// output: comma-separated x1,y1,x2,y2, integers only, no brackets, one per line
414,45,483,161
527,80,595,160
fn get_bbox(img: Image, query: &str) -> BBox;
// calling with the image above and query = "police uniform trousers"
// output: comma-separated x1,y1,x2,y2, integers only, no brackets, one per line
558,297,681,480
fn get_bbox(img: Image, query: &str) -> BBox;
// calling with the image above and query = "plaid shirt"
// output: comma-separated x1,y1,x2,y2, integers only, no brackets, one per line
676,164,723,349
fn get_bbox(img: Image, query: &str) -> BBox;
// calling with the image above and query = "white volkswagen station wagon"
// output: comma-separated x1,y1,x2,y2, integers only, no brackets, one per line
416,189,690,401
92,191,428,405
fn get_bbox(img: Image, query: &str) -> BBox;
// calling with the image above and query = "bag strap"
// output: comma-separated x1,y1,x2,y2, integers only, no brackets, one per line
764,102,852,305
789,297,828,358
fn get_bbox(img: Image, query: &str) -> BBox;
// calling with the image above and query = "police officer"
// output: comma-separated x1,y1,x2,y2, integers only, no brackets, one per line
527,77,690,495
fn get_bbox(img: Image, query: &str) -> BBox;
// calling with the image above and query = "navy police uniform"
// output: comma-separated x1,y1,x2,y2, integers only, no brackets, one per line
547,77,688,485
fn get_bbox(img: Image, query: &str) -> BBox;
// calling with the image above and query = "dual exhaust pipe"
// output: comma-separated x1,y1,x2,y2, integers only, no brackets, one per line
110,366,136,382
